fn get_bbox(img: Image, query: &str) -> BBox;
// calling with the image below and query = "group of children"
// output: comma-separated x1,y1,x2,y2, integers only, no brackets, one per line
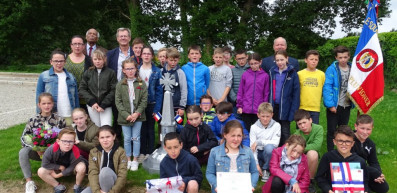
20,39,389,193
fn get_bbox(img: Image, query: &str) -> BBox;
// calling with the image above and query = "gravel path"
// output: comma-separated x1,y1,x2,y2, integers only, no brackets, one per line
0,73,37,130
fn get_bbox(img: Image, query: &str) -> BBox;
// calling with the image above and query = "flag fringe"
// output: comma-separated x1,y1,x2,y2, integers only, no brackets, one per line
348,93,384,114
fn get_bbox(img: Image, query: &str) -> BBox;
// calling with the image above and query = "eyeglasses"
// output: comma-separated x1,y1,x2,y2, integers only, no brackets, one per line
71,43,84,47
201,102,212,105
60,140,75,145
124,68,136,71
51,60,65,64
335,139,353,145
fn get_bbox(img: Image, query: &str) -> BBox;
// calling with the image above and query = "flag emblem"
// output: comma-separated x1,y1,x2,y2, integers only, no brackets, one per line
174,115,183,124
154,112,162,122
356,49,378,72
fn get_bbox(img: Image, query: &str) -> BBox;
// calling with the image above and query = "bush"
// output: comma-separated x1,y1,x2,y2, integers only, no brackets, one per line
316,32,397,89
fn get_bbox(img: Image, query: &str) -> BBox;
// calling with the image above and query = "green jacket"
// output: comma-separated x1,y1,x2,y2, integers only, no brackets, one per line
115,78,148,125
75,120,99,152
295,123,324,153
79,66,117,109
88,145,128,193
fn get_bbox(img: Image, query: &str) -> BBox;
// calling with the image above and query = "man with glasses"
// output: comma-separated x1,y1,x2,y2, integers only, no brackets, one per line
316,125,369,193
261,37,299,73
229,49,249,120
106,28,136,140
84,28,107,56
36,49,79,127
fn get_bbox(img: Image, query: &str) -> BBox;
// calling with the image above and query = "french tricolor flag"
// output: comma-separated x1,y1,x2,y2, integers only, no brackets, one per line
154,112,162,122
175,115,183,124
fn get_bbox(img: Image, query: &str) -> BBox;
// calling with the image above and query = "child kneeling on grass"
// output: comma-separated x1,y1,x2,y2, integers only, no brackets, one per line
250,102,281,183
262,135,310,193
315,125,369,193
38,128,87,193
160,132,203,193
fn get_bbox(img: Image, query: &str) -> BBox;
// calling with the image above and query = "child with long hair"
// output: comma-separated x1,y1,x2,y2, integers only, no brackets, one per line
72,108,99,159
206,120,259,193
115,57,148,171
268,50,300,146
262,135,310,193
20,92,66,193
139,45,163,159
79,49,117,127
82,125,128,193
237,52,270,131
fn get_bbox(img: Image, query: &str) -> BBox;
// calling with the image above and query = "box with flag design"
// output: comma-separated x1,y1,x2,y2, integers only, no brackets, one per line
330,162,364,193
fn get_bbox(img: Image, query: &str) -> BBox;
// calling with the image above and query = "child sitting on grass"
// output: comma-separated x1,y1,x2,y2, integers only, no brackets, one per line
160,132,203,193
38,128,87,193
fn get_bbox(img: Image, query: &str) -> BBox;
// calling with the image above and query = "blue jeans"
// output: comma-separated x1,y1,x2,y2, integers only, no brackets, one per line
308,111,320,125
257,144,276,170
122,121,142,158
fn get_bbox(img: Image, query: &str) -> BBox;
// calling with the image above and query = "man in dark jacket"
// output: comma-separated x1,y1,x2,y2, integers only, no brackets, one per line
261,37,299,73
160,132,203,193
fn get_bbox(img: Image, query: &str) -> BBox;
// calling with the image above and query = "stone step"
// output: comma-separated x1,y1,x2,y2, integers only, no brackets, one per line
0,72,39,85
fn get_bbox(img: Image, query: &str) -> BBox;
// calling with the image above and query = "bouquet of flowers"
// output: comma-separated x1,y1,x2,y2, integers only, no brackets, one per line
24,123,61,158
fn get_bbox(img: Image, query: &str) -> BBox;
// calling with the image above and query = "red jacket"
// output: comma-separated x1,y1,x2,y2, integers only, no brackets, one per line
262,145,310,193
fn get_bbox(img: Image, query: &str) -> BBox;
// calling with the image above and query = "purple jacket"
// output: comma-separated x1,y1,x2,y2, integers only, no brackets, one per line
237,68,269,114
262,145,310,193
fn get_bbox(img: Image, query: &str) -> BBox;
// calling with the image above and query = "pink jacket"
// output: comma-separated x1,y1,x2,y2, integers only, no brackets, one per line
262,145,310,193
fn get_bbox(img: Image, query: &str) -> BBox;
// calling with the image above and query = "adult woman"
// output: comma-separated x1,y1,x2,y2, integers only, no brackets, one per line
82,125,128,193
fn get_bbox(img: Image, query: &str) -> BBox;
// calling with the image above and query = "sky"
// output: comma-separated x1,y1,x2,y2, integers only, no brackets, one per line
331,0,397,39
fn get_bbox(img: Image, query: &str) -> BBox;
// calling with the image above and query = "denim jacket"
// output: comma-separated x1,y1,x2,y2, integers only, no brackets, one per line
139,63,163,113
206,143,259,192
36,67,79,113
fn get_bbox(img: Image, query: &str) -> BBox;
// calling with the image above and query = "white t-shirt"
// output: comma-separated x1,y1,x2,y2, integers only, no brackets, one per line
56,72,72,117
127,79,135,114
139,68,152,87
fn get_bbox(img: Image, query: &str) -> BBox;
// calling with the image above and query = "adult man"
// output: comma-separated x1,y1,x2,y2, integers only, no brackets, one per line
83,28,107,56
106,27,135,140
261,37,299,73
107,27,135,81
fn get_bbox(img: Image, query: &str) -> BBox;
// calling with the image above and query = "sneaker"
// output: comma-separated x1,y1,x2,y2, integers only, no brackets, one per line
74,186,84,193
144,154,150,159
54,184,66,193
309,180,316,193
127,161,133,170
25,181,37,193
261,170,270,182
130,160,139,171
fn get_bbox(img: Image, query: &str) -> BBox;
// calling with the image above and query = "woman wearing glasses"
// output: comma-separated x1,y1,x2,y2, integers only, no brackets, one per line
65,35,93,112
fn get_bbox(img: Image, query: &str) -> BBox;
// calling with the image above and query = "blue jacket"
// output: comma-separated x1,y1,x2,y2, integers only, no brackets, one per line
36,67,79,113
181,62,210,105
106,47,135,75
209,114,250,147
323,61,354,109
206,143,259,192
139,63,163,113
269,65,300,121
261,55,299,73
160,149,203,188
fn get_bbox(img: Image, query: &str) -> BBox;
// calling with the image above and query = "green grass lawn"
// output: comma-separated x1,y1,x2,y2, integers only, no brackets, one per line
1,90,396,192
